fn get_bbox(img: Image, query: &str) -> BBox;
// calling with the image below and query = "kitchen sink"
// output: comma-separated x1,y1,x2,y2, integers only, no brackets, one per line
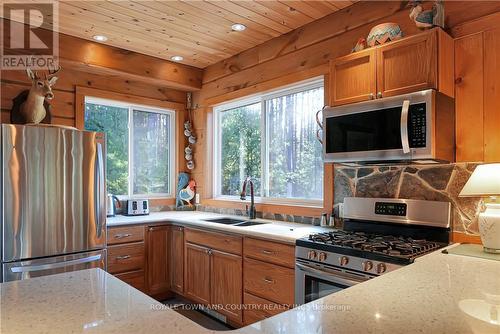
202,217,269,227
203,218,247,225
233,221,268,227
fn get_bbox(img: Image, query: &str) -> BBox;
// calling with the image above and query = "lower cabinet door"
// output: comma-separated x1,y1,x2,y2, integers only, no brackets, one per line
184,242,211,305
115,270,146,292
170,226,184,294
146,225,170,296
210,249,243,323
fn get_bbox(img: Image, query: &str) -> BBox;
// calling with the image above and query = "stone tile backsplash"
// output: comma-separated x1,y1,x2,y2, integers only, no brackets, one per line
334,163,482,234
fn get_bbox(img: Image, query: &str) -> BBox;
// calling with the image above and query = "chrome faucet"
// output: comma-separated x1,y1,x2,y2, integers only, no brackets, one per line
240,176,256,219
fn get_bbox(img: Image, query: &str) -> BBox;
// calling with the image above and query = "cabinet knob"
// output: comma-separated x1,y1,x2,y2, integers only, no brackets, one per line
369,93,375,100
377,92,383,98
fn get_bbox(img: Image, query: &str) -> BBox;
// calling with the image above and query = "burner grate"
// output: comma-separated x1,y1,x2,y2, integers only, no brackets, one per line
308,230,445,260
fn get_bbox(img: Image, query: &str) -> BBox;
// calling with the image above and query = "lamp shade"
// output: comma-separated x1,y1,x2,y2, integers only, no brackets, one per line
459,163,500,197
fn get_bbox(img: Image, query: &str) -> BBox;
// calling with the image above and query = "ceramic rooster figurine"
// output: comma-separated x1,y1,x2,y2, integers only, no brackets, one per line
409,0,444,29
179,180,196,206
176,173,190,208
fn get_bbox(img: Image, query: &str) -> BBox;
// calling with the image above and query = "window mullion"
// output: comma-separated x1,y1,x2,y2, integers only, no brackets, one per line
128,107,133,197
260,98,267,198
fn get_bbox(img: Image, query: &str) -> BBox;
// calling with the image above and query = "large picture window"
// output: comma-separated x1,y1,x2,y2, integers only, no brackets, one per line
214,79,324,204
84,97,175,198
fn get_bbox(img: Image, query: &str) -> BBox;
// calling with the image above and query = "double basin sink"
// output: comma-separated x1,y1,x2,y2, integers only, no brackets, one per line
202,217,268,227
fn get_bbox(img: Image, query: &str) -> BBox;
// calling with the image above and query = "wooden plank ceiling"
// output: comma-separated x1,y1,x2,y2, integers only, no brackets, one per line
50,1,357,68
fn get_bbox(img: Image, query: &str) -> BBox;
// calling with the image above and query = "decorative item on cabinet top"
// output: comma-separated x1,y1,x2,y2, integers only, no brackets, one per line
409,0,445,29
10,65,61,125
366,23,403,47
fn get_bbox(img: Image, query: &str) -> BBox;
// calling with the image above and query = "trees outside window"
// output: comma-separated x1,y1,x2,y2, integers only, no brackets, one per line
214,79,324,203
84,98,175,197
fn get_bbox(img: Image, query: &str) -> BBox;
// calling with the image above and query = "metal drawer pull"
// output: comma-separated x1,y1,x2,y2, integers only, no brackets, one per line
263,277,274,284
261,249,275,255
114,233,132,239
115,255,131,260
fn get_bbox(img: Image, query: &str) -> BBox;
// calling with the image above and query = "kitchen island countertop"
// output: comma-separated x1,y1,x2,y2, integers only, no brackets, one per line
1,246,499,334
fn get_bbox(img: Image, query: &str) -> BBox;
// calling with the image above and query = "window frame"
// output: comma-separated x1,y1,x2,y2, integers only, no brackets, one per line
84,96,176,199
212,77,324,207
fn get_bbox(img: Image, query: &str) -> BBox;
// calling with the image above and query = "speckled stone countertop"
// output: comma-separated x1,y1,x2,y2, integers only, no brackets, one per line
1,248,499,334
107,211,328,244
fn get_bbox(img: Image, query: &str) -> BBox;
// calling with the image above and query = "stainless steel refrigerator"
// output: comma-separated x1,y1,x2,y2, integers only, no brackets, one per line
1,124,107,282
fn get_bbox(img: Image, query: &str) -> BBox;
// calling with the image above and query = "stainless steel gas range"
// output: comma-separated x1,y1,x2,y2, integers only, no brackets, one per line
295,197,452,305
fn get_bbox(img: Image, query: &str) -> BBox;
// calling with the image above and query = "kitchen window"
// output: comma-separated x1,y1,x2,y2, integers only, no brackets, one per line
213,79,324,205
84,97,175,198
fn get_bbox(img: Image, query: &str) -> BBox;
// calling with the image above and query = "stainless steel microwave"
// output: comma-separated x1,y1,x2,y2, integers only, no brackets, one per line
322,89,455,164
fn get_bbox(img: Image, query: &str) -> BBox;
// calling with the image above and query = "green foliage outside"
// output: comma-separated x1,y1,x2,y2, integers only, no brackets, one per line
85,103,129,196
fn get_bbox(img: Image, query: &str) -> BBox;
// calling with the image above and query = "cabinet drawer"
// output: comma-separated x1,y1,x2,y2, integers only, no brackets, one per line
243,292,288,325
108,225,145,245
115,270,145,292
108,242,145,274
244,238,294,268
185,228,242,255
244,258,294,305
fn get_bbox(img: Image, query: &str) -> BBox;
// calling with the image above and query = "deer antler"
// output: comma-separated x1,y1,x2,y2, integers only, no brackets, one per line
45,65,61,79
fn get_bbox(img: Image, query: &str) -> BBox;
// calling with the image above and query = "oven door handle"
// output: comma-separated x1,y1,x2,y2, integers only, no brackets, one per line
400,100,411,154
296,262,366,286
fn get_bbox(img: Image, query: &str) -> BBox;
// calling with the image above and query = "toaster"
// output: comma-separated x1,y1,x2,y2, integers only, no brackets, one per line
126,199,149,216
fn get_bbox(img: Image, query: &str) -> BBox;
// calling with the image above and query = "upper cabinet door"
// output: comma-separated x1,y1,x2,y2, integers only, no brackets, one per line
376,31,437,98
330,48,376,106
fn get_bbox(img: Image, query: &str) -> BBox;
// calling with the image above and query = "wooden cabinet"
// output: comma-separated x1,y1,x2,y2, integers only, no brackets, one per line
211,249,243,322
170,226,184,294
242,238,295,325
455,26,500,162
184,228,243,323
184,242,211,305
330,48,376,105
330,28,454,106
107,225,146,293
146,225,170,298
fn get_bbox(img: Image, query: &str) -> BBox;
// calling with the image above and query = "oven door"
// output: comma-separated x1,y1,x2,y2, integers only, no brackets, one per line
323,89,434,163
295,261,370,305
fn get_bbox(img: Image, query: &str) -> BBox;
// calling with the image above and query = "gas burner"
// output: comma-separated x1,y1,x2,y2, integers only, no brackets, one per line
307,230,446,260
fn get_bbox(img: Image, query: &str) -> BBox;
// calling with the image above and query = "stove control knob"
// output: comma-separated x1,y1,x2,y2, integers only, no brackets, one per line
362,261,373,272
339,256,349,266
376,263,387,274
318,252,327,262
307,250,317,260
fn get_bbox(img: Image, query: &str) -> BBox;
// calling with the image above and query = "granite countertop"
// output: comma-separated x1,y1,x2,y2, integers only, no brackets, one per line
107,211,328,244
2,248,499,334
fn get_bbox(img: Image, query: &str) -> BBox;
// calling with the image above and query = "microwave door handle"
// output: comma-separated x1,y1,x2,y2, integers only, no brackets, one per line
296,262,365,287
400,100,411,154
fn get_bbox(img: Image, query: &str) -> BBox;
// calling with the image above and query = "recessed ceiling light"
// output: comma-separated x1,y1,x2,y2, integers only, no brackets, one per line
231,23,246,32
171,55,184,62
93,35,108,42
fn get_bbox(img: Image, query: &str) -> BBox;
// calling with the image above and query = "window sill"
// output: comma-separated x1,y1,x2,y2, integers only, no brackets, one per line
202,197,325,217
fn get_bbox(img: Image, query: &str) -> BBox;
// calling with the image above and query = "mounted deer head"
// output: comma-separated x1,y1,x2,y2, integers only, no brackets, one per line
18,65,61,124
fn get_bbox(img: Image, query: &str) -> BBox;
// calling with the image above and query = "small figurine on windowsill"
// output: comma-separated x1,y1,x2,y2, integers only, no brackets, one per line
409,0,445,29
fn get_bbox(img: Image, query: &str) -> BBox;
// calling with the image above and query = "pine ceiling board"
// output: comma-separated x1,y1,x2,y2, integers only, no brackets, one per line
180,0,282,39
254,1,317,23
152,1,273,45
75,1,241,56
61,2,234,57
324,1,355,10
277,1,330,20
58,3,225,62
103,0,261,49
206,0,292,34
233,0,309,30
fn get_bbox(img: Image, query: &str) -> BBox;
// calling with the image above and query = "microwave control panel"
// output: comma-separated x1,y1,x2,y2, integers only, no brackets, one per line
409,103,426,148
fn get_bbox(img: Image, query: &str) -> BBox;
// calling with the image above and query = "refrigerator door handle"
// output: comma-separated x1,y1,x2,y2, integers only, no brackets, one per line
10,254,102,273
95,142,105,238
